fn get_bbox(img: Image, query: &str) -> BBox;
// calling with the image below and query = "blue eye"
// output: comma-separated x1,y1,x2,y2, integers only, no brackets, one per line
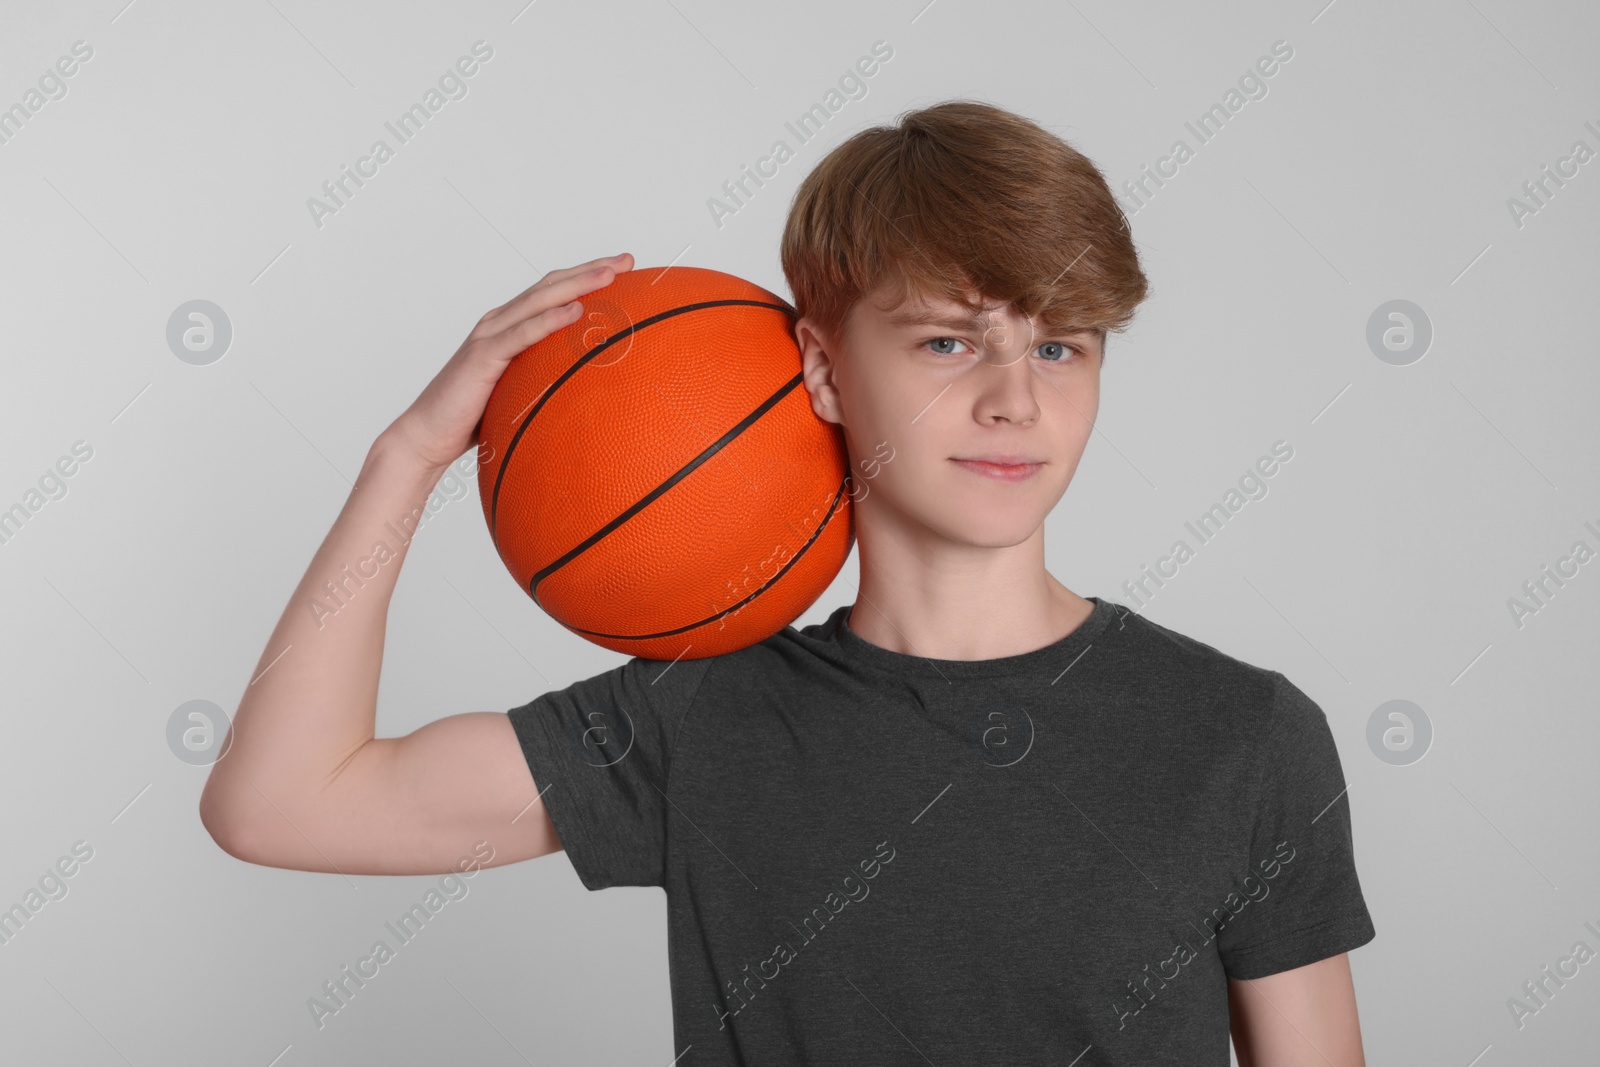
922,336,1082,361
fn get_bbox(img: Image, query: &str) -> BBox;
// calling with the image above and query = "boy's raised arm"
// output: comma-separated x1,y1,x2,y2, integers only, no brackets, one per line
198,253,634,876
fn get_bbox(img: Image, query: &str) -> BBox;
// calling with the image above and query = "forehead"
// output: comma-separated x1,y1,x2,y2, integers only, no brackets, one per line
855,281,1008,330
883,301,1011,331
857,285,1101,348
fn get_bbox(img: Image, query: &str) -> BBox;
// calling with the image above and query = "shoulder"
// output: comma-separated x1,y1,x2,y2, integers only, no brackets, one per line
1109,609,1343,811
1106,605,1315,735
686,604,853,678
1111,605,1278,693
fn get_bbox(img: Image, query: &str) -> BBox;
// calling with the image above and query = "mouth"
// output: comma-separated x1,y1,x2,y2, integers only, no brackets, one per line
949,456,1045,482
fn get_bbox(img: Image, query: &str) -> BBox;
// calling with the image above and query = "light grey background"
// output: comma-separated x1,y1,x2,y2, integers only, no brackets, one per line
2,0,1596,1063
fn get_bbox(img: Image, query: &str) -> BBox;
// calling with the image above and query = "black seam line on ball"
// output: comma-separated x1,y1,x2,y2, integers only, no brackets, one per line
562,471,851,642
489,298,799,534
526,368,808,601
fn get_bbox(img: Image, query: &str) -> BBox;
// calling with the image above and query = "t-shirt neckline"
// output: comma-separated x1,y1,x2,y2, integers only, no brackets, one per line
830,596,1113,680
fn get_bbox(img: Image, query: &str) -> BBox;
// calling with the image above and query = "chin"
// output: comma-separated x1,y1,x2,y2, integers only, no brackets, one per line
927,505,1049,548
871,468,1064,547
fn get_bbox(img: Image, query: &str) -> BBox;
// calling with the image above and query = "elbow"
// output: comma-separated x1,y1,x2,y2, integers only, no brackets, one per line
198,798,241,860
198,785,257,863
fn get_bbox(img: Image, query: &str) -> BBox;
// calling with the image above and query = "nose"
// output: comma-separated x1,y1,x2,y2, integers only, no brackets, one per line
973,342,1042,426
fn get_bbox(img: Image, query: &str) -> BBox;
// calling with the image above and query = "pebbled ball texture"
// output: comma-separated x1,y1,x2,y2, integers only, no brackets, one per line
478,266,854,659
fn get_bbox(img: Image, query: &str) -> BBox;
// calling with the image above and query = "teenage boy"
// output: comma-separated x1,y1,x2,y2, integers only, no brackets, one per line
201,100,1375,1066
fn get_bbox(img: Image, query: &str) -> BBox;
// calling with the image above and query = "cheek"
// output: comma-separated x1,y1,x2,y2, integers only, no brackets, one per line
846,423,940,503
833,358,899,438
840,378,932,463
1053,373,1099,429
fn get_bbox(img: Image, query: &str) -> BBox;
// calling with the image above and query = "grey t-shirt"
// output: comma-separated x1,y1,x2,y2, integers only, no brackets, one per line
506,596,1376,1065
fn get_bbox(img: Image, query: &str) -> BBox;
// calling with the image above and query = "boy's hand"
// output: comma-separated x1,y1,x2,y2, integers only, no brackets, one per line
385,252,634,474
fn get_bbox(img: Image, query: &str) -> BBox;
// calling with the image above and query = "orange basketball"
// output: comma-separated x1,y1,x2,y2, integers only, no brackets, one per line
477,266,855,659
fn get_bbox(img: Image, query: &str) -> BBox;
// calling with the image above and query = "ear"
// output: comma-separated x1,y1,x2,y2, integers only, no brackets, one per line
795,315,845,427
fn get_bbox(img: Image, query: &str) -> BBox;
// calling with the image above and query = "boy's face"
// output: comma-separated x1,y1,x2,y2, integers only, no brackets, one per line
797,281,1103,548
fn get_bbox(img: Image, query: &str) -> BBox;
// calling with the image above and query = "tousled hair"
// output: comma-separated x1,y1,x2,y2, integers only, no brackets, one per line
780,99,1149,353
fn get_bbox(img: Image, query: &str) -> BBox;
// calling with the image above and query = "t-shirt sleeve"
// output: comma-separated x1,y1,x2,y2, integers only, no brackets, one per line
505,653,712,891
1215,671,1377,980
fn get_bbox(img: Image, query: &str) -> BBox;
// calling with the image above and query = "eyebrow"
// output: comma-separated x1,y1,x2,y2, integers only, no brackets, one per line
885,307,1099,338
885,308,993,330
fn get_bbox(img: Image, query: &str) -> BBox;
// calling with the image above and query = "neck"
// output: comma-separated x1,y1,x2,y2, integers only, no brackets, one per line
846,500,1092,662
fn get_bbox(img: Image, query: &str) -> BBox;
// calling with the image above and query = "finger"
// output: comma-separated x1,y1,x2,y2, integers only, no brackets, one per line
484,253,633,322
477,266,616,343
487,296,605,359
546,251,632,283
479,255,627,326
475,296,589,364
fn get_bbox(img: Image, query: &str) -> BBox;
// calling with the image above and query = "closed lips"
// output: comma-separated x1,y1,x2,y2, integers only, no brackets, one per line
952,457,1043,465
